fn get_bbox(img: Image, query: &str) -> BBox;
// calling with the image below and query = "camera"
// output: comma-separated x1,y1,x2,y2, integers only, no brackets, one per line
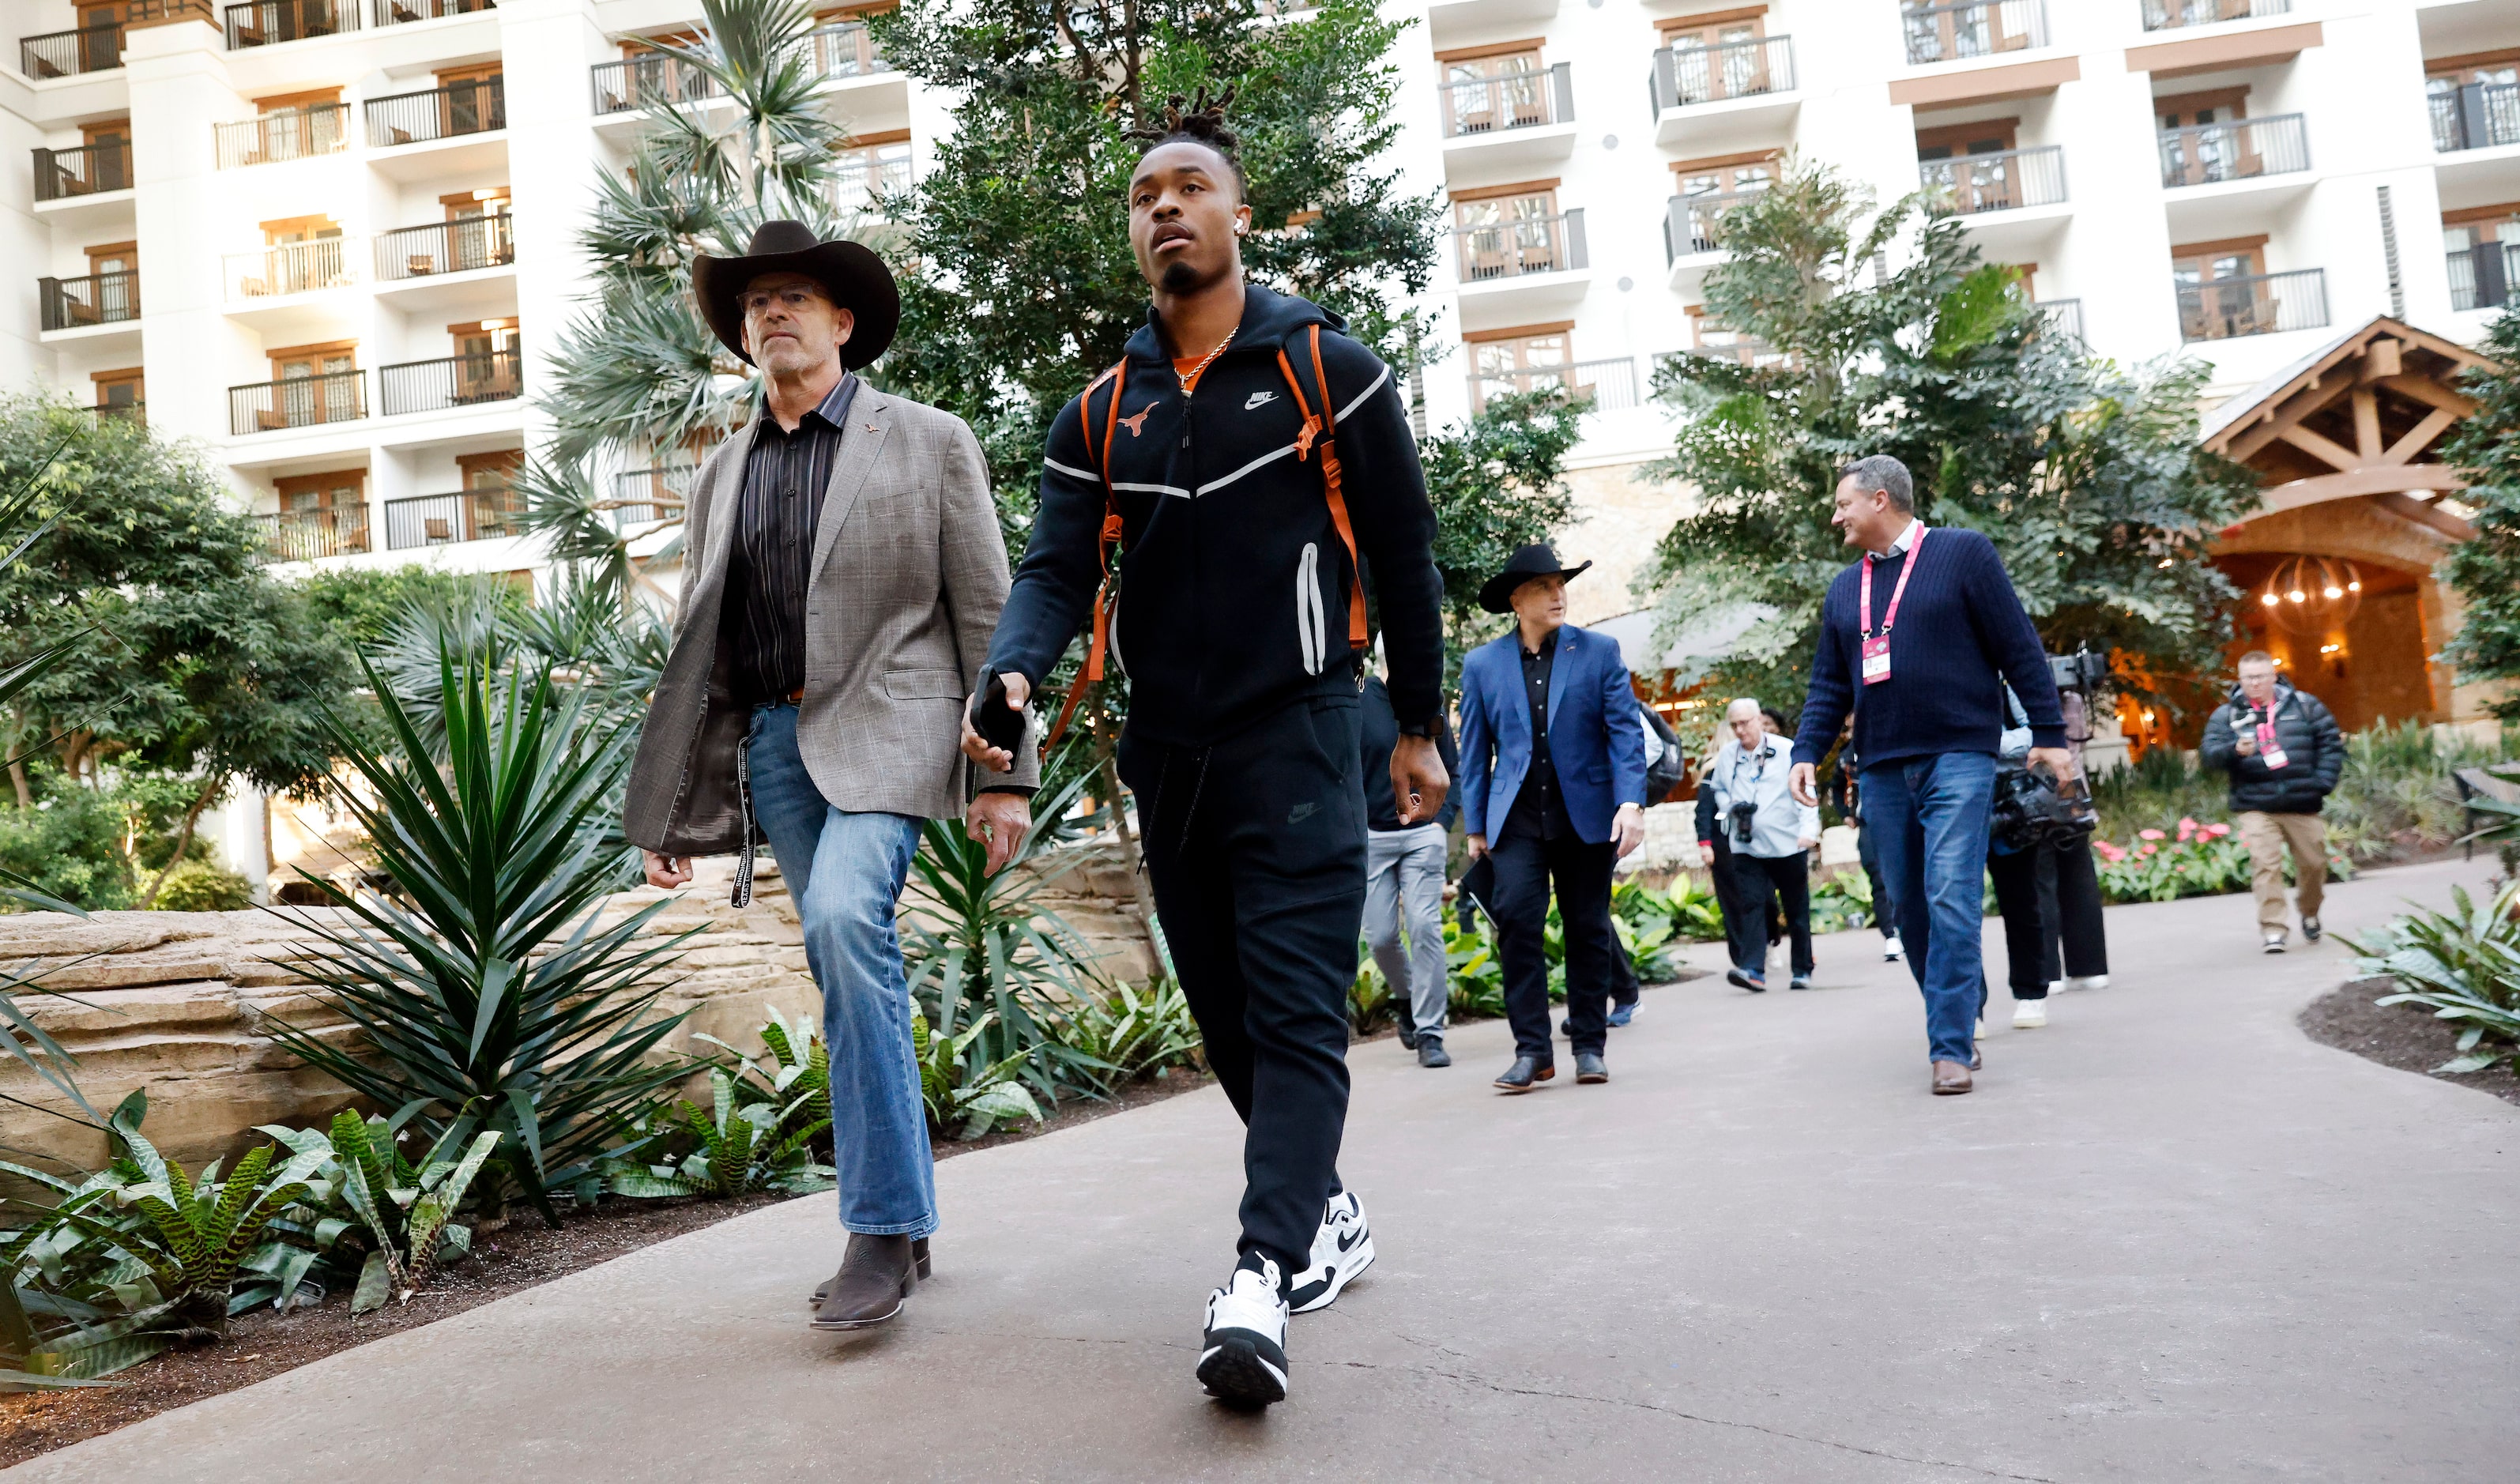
1991,762,2098,853
2047,645,2108,696
1728,800,1759,846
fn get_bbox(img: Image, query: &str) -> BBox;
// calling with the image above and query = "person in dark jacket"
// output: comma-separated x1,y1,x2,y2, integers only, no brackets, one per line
2198,651,2345,951
1360,673,1460,1067
960,99,1445,1411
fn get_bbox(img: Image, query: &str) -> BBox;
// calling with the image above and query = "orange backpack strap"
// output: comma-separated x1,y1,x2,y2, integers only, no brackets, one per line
1044,360,1131,755
1275,324,1370,650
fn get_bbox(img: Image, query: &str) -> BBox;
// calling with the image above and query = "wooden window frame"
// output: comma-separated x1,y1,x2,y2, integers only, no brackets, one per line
1451,177,1561,206
434,63,504,88
83,239,136,273
2425,47,2520,85
1463,320,1576,345
78,119,130,147
254,87,342,112
1915,117,2021,157
2171,235,2268,280
273,468,367,509
90,367,144,407
456,448,524,488
2154,85,2248,124
1657,6,1768,40
260,213,342,243
268,339,360,379
2443,200,2520,229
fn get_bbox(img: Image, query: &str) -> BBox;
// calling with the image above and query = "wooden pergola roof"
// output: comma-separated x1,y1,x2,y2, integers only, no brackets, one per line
2199,315,2492,543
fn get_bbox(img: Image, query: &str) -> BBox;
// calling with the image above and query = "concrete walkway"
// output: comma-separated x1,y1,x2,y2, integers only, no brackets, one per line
13,857,2517,1482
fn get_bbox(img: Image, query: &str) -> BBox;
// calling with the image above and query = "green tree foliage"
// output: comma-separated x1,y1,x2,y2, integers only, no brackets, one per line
872,0,1441,525
1639,159,2258,705
1420,388,1585,675
0,394,356,906
2438,310,2520,720
295,567,525,653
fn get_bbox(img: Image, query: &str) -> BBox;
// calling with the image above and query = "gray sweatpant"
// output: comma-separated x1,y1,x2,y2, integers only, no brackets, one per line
1364,823,1450,1039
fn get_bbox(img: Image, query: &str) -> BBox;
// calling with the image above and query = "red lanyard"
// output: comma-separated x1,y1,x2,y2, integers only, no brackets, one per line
1859,526,1926,638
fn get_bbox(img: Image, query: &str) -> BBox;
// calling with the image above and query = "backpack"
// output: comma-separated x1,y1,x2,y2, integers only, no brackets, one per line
1042,321,1368,751
1641,704,1686,806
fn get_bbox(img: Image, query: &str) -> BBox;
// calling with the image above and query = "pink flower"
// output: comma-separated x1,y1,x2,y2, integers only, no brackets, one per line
2205,823,2231,838
2177,817,2198,841
2139,828,2166,841
2093,841,2125,862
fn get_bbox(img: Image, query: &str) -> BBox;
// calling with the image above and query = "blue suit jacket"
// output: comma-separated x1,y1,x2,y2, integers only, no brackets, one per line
1457,623,1649,846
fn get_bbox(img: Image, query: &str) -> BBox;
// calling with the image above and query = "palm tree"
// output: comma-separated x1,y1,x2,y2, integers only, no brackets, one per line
528,0,885,616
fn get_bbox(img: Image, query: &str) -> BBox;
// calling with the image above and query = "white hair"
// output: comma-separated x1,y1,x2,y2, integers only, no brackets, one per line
1724,697,1761,719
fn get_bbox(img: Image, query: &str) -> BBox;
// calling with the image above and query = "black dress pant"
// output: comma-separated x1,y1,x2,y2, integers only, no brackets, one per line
1986,844,2055,1000
2047,838,2109,979
1489,827,1617,1060
1117,693,1362,1278
1727,850,1814,977
1856,820,1898,936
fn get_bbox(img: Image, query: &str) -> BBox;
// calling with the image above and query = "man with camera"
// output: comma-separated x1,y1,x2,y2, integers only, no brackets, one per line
2198,651,2343,952
1704,699,1820,991
1788,455,2070,1095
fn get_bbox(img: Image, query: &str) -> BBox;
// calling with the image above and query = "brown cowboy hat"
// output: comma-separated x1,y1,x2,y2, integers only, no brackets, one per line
691,220,899,370
1478,541,1592,614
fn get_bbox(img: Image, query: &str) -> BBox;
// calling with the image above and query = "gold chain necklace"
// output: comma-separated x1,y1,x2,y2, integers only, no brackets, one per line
1177,328,1234,395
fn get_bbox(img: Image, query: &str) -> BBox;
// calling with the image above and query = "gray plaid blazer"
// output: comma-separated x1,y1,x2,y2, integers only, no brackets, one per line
623,385,1037,858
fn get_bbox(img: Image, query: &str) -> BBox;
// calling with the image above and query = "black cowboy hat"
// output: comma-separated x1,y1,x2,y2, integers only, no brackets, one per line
1478,541,1592,615
691,220,899,370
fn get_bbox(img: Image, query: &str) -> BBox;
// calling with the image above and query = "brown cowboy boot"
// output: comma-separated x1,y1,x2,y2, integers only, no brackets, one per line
811,1236,929,1309
808,1234,918,1330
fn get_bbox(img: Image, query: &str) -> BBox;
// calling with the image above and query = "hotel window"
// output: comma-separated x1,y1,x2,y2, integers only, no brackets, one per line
834,131,911,217
1437,43,1546,135
1672,156,1772,254
1467,325,1572,409
91,367,143,414
2446,203,2520,311
274,468,365,518
1660,10,1771,106
269,340,360,422
1452,182,1565,279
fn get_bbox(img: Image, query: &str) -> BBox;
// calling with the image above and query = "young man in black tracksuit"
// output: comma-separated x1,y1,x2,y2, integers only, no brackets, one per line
961,101,1447,1410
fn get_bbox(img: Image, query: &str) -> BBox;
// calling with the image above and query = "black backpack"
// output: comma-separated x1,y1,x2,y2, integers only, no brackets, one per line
1641,704,1686,806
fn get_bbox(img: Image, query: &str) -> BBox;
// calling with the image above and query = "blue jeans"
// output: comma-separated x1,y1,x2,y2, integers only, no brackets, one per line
1861,752,1996,1066
746,703,936,1237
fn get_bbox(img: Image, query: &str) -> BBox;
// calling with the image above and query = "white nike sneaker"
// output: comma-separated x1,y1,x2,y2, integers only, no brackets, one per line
1198,1256,1290,1407
2011,1000,2047,1029
1287,1191,1375,1315
1882,935,1904,962
2065,974,2109,991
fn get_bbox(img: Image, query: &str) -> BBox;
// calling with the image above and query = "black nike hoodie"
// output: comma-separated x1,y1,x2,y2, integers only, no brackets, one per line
985,283,1445,747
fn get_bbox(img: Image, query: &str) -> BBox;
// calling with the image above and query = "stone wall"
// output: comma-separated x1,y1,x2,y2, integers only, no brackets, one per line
0,838,1160,1177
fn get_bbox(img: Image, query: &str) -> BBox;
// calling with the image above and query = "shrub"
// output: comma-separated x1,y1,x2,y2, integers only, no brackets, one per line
2352,879,2520,1074
912,1011,1044,1140
258,1112,502,1313
151,861,250,913
1060,977,1203,1083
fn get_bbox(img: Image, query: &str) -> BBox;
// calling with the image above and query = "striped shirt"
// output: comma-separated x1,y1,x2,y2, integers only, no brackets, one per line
730,373,859,703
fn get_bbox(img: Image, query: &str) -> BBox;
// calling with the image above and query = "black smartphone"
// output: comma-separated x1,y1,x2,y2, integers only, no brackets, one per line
972,674,1026,753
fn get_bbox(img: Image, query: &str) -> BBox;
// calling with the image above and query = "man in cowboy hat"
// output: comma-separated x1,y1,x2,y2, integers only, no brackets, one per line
623,220,1036,1331
1456,543,1648,1092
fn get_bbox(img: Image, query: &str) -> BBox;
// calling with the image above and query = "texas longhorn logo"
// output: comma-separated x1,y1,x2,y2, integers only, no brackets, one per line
1117,403,1157,436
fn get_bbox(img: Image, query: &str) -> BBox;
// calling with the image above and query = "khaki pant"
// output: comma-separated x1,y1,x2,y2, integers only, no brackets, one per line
2236,810,2326,933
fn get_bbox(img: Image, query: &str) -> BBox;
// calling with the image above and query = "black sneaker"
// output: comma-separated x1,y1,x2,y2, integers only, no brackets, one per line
1198,1256,1290,1408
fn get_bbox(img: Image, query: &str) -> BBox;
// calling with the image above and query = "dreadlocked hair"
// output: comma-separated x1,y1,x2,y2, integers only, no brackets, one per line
1128,87,1245,197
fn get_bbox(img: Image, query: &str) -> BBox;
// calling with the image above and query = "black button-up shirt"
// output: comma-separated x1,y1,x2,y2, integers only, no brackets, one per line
1502,633,1572,842
730,374,859,704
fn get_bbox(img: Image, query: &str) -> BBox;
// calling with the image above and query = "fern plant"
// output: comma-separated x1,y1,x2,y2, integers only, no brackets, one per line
912,1011,1042,1141
259,1112,503,1313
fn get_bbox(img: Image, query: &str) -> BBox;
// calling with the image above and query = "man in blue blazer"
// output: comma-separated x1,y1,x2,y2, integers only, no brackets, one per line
1458,544,1649,1091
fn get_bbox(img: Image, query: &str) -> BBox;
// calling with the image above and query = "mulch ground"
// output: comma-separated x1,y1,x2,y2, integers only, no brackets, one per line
0,1069,1212,1467
2299,977,2520,1109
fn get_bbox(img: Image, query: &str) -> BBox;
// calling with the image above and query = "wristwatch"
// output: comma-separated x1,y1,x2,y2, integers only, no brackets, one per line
1396,717,1442,740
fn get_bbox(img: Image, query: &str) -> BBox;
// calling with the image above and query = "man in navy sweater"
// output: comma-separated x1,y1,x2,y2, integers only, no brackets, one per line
1787,455,2071,1094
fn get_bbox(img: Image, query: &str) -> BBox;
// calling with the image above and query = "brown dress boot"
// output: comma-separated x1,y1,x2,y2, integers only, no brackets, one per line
1932,1059,1973,1094
808,1234,917,1330
811,1237,929,1308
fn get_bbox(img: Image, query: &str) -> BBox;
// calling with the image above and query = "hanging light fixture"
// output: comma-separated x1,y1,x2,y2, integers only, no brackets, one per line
2254,555,2363,635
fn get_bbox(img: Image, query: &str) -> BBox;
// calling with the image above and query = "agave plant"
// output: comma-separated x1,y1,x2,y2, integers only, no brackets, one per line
912,1011,1043,1141
902,770,1113,1102
258,1111,503,1313
262,650,701,1222
2354,878,2520,1074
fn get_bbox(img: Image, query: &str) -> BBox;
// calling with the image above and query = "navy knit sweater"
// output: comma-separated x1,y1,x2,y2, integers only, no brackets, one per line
1790,526,2066,770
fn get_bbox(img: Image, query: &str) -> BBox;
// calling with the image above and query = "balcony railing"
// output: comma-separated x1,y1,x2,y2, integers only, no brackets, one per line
32,141,132,201
590,53,720,115
375,0,495,23
833,153,913,219
2176,268,2327,341
1679,334,1787,370
1663,189,1765,260
214,103,349,168
611,465,695,525
21,23,121,79
39,271,140,332
2158,113,2308,188
2036,298,2084,343
224,0,360,48
255,507,370,561
375,216,514,279
1439,62,1573,137
1902,1,2046,65
226,238,356,299
366,76,504,148
384,485,521,548
231,370,367,435
379,349,522,416
2449,242,2520,314
1454,209,1587,281
1920,145,2066,215
1468,356,1637,413
1649,36,1795,112
2143,0,2286,27
807,20,886,78
2431,81,2520,155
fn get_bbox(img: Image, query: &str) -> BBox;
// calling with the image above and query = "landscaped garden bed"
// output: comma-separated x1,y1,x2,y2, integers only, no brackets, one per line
2300,978,2520,1110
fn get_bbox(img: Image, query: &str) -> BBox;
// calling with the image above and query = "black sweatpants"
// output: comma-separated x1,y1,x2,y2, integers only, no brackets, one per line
1727,850,1814,978
1490,828,1618,1060
1117,693,1363,1279
1986,844,2055,1000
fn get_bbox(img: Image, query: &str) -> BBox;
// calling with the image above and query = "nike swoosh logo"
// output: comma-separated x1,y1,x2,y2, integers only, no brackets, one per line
1245,390,1277,410
1335,1228,1363,1253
